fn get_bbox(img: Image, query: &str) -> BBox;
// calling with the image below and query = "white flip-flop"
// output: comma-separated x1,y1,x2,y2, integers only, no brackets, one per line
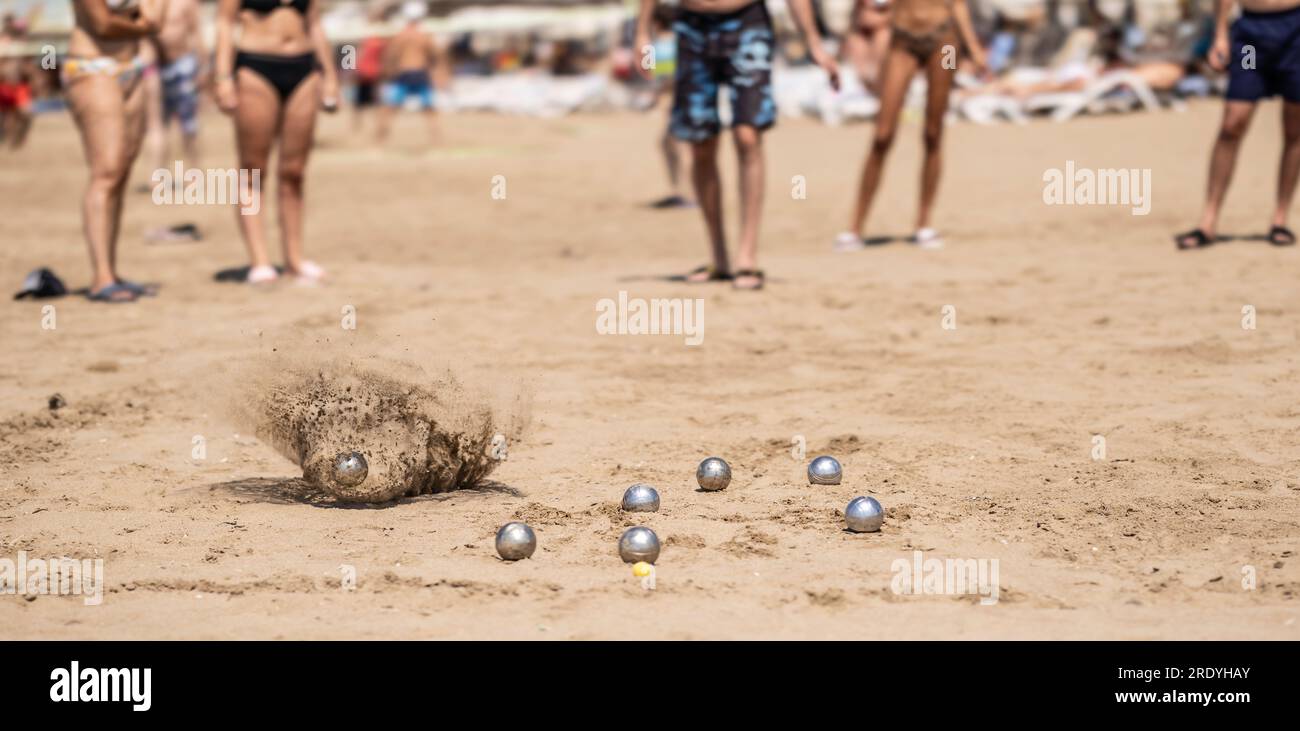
913,228,944,250
247,264,279,284
293,260,327,286
833,231,866,252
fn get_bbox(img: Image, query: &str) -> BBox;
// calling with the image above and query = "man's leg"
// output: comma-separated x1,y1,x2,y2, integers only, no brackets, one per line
721,2,775,287
732,124,763,288
142,70,167,185
1273,101,1300,234
669,14,723,281
6,95,31,149
688,135,728,280
661,123,683,196
177,71,202,168
1,110,17,149
375,83,398,143
180,128,199,169
1193,101,1256,239
423,107,439,144
421,83,439,145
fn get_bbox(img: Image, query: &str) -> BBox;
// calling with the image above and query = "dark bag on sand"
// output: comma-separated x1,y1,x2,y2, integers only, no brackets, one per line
14,268,68,300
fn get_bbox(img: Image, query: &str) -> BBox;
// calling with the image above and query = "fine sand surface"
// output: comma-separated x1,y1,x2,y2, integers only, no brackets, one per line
1,101,1298,639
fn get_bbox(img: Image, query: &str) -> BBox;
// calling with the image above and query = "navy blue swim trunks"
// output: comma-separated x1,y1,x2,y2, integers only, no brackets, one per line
1227,5,1300,103
670,1,776,141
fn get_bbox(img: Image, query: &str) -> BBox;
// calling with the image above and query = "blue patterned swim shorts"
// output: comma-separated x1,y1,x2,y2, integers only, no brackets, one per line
670,1,776,141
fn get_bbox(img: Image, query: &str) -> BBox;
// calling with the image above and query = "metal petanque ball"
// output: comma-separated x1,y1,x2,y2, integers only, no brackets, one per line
807,455,843,485
495,521,537,561
621,483,661,512
844,496,884,533
696,457,731,492
332,451,369,488
618,526,661,564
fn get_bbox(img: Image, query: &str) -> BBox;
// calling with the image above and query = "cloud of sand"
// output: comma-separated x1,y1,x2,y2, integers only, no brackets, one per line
218,345,531,503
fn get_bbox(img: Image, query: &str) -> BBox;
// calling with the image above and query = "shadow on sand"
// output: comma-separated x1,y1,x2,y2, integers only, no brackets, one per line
214,266,281,283
205,476,522,508
1213,232,1293,245
613,235,912,284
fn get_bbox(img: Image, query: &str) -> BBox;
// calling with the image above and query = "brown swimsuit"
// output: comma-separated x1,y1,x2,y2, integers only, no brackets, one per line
890,0,958,63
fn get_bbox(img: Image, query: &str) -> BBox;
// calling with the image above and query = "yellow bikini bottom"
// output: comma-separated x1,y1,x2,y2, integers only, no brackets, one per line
62,56,148,89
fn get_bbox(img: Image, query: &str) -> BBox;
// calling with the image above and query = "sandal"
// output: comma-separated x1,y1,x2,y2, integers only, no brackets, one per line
87,282,140,303
732,269,765,291
1268,225,1296,247
1174,229,1214,250
144,223,202,244
834,232,866,252
680,265,733,283
247,265,279,284
292,260,327,285
118,279,158,297
913,228,944,250
650,195,693,209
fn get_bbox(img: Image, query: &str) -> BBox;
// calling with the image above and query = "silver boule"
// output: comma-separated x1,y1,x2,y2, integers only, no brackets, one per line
495,521,537,560
696,457,731,492
332,451,369,488
621,483,661,512
618,526,661,564
844,496,884,533
807,455,843,485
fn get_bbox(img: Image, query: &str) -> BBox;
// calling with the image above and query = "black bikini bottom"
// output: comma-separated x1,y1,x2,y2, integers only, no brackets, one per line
235,51,319,101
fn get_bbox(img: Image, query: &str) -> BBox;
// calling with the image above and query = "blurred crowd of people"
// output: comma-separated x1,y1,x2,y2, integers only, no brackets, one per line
0,0,1241,145
1,11,43,148
4,0,1291,305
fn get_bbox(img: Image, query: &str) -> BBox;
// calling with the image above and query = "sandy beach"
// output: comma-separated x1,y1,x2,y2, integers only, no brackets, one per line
2,100,1298,639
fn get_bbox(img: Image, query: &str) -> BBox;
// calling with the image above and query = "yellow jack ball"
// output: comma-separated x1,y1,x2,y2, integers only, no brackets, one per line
632,562,652,578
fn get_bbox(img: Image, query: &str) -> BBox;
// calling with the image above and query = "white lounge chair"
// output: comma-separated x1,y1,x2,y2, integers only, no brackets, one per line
1027,70,1162,123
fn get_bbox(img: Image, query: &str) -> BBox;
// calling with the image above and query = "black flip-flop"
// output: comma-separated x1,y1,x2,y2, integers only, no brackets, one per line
682,265,733,283
1174,229,1214,250
145,223,202,244
731,269,765,291
649,195,693,209
1268,225,1296,247
87,282,141,303
119,279,158,297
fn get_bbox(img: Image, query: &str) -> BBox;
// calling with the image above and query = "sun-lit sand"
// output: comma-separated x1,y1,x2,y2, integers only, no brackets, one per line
1,101,1297,639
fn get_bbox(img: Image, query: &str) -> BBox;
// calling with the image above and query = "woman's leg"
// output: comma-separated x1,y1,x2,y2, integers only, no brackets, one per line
232,67,282,272
111,75,150,276
916,39,956,232
275,72,322,275
65,74,131,297
865,27,892,94
846,43,917,236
